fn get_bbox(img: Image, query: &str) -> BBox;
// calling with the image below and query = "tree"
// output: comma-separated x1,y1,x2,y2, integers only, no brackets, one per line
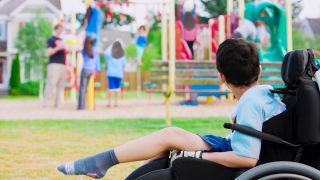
292,0,303,20
16,12,52,81
292,28,315,50
199,0,227,23
9,54,21,95
16,12,52,98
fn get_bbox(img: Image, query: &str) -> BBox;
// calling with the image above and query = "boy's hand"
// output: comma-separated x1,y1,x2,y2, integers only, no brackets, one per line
169,150,203,167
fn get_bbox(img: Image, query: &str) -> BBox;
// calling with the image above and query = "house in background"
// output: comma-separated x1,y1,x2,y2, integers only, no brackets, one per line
294,18,320,37
0,0,61,94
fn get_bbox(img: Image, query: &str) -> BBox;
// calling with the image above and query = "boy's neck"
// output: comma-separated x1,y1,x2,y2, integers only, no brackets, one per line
231,82,259,100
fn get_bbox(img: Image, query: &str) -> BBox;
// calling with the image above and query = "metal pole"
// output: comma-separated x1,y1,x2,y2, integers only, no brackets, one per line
285,0,293,51
238,0,245,25
218,15,226,44
166,0,176,127
70,13,77,102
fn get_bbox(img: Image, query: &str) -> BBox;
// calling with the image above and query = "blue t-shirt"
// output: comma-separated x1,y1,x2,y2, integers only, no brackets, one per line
104,52,126,78
81,48,101,71
86,7,104,36
227,85,286,159
136,36,147,48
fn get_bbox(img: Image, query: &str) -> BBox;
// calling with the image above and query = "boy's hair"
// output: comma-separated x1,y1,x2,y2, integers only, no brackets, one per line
216,39,260,86
138,25,146,31
111,41,124,59
54,24,63,31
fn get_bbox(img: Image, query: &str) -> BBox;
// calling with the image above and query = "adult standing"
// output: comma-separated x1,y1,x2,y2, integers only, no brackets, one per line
44,24,67,108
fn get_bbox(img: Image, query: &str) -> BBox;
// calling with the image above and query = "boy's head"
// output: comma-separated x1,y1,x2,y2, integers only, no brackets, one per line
111,40,124,59
216,39,260,87
54,24,63,36
138,26,146,33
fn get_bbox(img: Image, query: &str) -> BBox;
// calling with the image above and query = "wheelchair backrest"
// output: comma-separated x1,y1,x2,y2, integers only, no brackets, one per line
282,50,320,144
258,50,320,165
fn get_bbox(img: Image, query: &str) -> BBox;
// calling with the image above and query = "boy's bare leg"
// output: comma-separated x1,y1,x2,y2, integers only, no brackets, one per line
107,91,112,107
115,127,210,163
115,91,120,107
58,127,210,178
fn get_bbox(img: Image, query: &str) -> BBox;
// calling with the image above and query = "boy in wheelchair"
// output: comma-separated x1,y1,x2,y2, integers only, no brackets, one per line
57,39,320,179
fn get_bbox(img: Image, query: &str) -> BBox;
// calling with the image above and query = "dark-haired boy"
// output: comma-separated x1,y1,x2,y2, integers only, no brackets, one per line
58,39,286,179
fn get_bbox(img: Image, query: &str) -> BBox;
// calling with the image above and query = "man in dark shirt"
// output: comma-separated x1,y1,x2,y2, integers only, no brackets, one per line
44,24,66,108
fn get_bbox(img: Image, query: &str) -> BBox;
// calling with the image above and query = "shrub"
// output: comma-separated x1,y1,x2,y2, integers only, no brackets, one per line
142,45,161,71
125,43,137,60
9,54,21,95
19,81,39,96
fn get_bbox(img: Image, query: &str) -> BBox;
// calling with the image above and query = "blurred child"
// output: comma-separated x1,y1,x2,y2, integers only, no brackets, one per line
82,0,104,46
182,12,197,58
136,25,147,65
77,36,101,110
105,40,126,107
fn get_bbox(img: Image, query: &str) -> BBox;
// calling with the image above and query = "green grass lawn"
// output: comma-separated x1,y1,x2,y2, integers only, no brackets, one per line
0,118,229,180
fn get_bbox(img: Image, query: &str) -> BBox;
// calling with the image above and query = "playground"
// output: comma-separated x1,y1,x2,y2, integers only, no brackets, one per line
3,0,320,179
0,96,235,120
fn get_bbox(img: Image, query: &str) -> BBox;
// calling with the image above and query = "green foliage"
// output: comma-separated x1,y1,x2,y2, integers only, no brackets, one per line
292,0,303,20
141,27,162,70
9,54,21,95
16,12,52,81
292,28,316,50
18,81,40,96
199,0,227,23
142,45,161,71
125,44,137,60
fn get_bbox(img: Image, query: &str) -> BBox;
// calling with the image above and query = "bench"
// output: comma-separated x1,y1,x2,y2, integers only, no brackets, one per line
147,60,283,99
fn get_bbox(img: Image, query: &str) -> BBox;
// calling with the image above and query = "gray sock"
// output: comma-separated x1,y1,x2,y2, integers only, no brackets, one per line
58,149,119,179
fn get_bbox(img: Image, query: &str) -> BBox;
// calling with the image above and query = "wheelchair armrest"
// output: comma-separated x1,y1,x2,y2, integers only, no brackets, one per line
224,123,300,148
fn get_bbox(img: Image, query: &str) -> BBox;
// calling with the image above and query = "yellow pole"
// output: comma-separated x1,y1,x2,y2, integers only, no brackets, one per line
166,0,176,127
227,0,234,13
70,13,77,102
87,75,95,110
238,0,245,25
218,15,226,44
285,0,293,51
161,3,168,95
162,3,168,62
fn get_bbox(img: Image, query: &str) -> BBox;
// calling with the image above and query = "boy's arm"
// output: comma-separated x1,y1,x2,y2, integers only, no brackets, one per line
202,151,257,168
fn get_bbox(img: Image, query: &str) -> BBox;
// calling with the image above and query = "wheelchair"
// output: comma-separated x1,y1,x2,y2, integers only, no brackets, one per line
126,49,320,180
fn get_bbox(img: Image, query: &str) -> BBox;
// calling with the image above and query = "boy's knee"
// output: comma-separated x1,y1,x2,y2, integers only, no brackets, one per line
160,127,186,139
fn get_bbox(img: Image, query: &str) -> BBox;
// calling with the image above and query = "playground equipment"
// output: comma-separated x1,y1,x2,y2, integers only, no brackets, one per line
210,0,293,62
245,1,287,62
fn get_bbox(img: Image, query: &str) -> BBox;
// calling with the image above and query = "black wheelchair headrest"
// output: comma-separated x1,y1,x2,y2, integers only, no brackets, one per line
281,49,317,89
281,50,320,144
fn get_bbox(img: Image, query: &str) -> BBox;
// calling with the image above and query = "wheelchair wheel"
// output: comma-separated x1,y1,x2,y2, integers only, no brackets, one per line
236,161,320,180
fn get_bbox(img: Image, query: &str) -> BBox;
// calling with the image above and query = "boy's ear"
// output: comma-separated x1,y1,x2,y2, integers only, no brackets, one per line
219,73,226,83
259,65,262,76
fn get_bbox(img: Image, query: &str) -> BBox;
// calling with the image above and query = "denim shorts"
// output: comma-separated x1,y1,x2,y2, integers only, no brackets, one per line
108,76,122,91
199,134,232,152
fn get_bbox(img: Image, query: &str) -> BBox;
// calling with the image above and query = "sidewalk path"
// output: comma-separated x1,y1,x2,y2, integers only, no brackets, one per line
0,99,236,120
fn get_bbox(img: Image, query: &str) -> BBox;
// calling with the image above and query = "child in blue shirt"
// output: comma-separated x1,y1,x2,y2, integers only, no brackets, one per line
136,25,147,65
77,36,101,110
104,40,126,107
58,39,286,179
